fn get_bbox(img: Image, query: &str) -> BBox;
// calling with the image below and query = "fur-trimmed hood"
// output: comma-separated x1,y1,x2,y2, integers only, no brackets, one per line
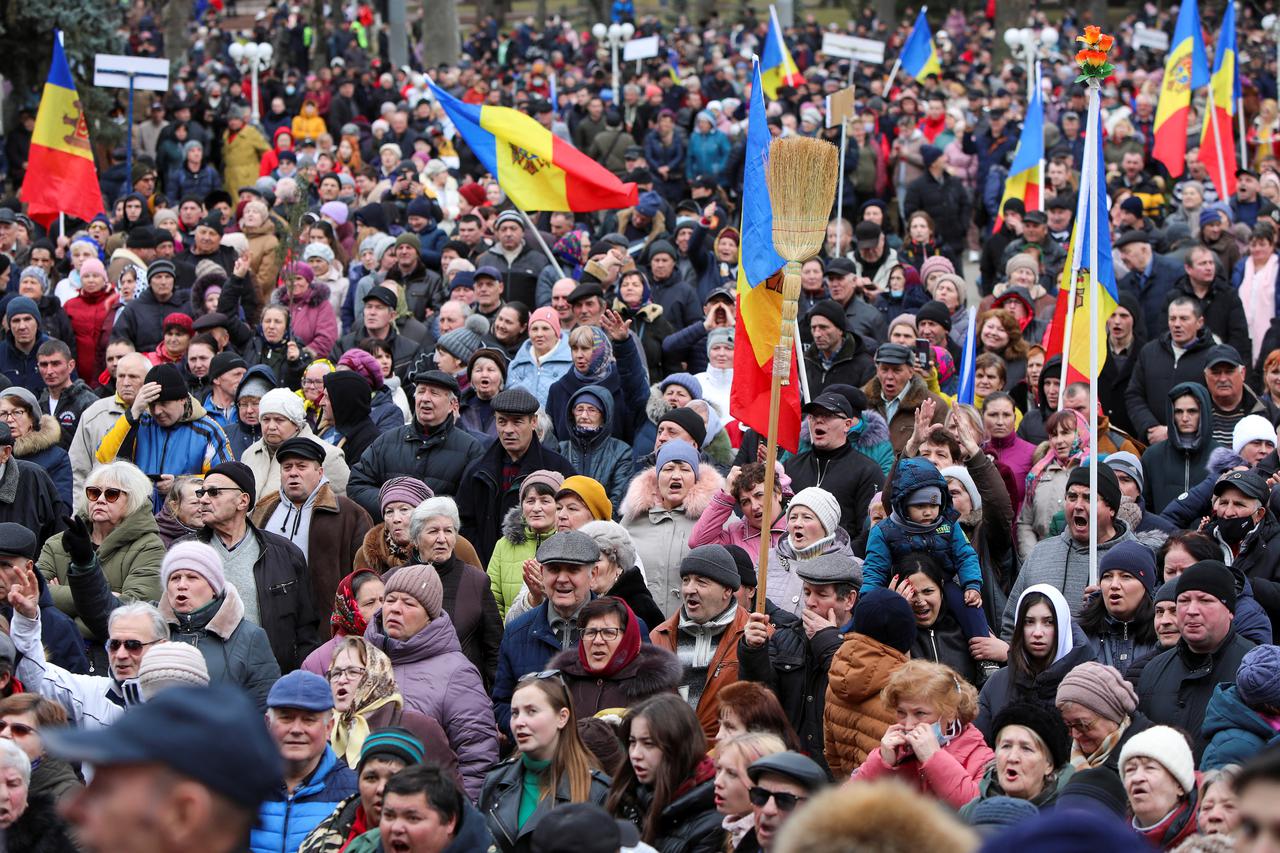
272,281,333,309
620,463,723,522
851,409,890,449
499,504,557,547
862,375,936,413
645,385,669,426
13,414,62,458
161,582,245,640
548,641,683,700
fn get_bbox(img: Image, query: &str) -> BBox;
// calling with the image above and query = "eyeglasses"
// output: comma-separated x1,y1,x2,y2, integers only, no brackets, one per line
106,638,161,653
748,786,808,812
1062,717,1099,734
583,627,623,641
301,378,326,387
0,721,35,737
328,666,367,682
86,486,125,503
0,409,22,421
195,486,243,499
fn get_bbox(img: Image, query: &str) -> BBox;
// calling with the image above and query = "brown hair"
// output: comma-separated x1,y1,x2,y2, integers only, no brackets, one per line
717,681,803,751
1044,408,1079,438
512,675,600,803
976,308,1030,360
974,351,1008,384
606,694,707,843
881,660,979,725
0,693,69,727
732,462,768,503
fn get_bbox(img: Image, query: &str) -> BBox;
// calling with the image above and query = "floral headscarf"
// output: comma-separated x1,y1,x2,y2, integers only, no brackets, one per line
574,326,614,382
552,231,589,280
329,636,404,765
331,569,380,637
1024,409,1092,504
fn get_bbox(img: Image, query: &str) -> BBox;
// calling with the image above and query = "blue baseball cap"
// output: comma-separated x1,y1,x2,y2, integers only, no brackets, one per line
266,670,334,712
43,685,282,808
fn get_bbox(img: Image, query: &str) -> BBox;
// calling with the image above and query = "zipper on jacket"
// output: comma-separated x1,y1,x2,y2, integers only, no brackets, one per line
488,806,516,845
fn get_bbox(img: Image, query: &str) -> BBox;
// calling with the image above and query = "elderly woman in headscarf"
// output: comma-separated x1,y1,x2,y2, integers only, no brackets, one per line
545,323,650,443
1016,408,1091,559
302,568,387,676
325,636,460,774
535,230,590,307
1055,661,1155,774
354,477,483,576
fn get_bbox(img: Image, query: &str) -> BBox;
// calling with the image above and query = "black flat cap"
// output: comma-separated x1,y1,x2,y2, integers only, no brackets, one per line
412,369,459,393
275,436,327,463
567,282,605,303
491,387,539,415
0,523,37,560
363,285,398,308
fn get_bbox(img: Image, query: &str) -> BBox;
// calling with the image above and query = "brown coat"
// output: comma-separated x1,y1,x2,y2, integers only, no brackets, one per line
861,375,950,454
243,219,281,306
649,604,750,742
353,522,482,575
252,483,374,627
824,633,909,779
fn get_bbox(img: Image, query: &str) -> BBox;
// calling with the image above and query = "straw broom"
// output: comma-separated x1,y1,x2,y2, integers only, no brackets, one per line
755,135,839,612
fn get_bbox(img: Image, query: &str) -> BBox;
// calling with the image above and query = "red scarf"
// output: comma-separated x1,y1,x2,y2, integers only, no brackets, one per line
332,569,379,636
339,804,369,852
578,597,642,677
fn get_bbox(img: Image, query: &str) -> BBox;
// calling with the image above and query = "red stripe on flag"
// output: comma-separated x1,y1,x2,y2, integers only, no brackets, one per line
20,143,104,227
550,136,639,211
1153,106,1192,179
730,309,801,454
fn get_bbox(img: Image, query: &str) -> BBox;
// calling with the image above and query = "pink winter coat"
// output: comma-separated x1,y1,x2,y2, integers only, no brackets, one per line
986,432,1038,508
851,723,994,809
271,283,339,357
686,484,788,565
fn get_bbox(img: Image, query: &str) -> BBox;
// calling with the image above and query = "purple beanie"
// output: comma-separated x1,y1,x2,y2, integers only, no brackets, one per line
337,347,385,390
379,477,433,516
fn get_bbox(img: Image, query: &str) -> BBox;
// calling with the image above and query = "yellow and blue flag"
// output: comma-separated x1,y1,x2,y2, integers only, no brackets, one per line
1153,0,1210,177
429,83,637,212
1200,2,1239,199
760,5,804,99
900,9,942,81
731,59,801,452
20,33,104,227
993,74,1044,232
1045,124,1118,383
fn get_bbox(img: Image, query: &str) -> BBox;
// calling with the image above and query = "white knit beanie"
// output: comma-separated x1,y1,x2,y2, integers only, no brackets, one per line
788,487,841,536
1117,725,1196,795
940,466,982,512
259,388,307,427
137,642,211,700
1232,415,1276,455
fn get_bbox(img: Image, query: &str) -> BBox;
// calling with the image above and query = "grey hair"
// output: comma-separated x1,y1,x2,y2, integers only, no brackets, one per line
441,299,473,319
1199,764,1240,796
84,461,155,516
409,496,460,542
579,520,636,571
0,739,31,787
108,601,168,642
536,410,555,444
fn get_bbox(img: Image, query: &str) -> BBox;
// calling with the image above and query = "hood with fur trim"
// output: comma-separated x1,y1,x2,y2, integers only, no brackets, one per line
851,409,891,449
13,414,63,458
499,504,557,547
620,463,723,522
548,641,683,700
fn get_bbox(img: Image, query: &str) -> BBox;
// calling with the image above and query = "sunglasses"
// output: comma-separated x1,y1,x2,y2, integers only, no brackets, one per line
106,638,161,653
748,787,807,812
0,721,34,737
195,486,243,499
85,486,125,503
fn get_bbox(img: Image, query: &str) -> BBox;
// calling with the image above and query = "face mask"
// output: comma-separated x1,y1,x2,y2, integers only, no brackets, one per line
286,85,296,95
1209,513,1258,546
929,718,962,746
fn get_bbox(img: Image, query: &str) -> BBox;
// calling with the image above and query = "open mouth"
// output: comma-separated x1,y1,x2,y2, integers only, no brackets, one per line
1004,768,1020,785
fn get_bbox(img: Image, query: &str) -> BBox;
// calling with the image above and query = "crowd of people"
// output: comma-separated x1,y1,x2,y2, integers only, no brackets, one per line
4,1,1280,852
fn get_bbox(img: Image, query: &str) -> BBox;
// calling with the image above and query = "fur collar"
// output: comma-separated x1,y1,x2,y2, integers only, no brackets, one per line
645,386,669,425
620,463,723,522
14,415,62,457
854,410,891,449
160,582,245,640
500,504,555,546
548,642,683,699
862,376,935,413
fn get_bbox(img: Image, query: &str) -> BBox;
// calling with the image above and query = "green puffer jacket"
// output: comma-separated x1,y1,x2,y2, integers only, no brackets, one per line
37,505,164,637
486,507,555,618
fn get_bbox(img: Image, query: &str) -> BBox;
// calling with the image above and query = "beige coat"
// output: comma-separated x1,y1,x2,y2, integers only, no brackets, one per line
242,426,349,500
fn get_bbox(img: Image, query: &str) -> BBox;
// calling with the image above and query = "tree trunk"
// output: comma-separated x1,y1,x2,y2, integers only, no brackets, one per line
422,0,460,66
162,0,188,74
993,0,1031,62
874,0,894,29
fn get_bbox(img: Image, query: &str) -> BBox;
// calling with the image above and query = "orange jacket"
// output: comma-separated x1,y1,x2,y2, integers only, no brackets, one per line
650,604,749,742
823,633,909,778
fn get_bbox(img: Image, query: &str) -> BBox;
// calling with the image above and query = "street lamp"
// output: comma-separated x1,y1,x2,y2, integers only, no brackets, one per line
228,40,274,125
1003,25,1058,102
591,21,635,99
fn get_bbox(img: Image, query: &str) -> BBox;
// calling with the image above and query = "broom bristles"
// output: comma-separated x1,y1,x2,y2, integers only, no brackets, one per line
766,136,839,262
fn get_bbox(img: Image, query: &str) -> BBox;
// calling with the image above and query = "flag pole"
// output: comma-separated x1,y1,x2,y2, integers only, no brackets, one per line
1060,71,1101,406
1035,62,1045,212
835,116,848,250
1085,80,1102,589
793,317,811,404
517,208,565,280
1239,97,1248,169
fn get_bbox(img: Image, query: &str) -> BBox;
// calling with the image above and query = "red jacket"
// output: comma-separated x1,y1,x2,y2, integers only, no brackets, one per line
852,723,994,809
64,288,118,388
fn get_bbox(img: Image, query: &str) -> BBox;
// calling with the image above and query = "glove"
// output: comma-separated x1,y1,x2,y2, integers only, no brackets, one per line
63,516,95,567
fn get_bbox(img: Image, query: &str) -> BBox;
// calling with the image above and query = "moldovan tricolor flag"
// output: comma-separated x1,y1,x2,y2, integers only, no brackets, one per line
993,74,1044,232
731,60,801,453
20,33,105,227
760,6,804,99
1200,2,1240,199
1152,0,1210,178
900,8,942,81
428,83,638,211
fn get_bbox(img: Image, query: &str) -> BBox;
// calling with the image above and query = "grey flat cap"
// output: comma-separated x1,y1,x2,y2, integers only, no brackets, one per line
535,531,601,566
794,553,863,587
747,752,828,792
491,387,540,415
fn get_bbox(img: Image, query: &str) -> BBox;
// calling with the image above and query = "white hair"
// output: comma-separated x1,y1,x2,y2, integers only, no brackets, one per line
409,497,461,541
579,520,636,571
84,461,155,515
0,739,31,787
109,601,169,642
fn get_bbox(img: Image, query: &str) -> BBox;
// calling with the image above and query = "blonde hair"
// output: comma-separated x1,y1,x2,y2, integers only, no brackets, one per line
881,660,979,725
717,732,786,770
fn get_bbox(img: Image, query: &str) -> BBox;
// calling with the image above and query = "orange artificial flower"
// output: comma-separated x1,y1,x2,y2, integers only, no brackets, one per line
1077,25,1102,45
1098,34,1115,52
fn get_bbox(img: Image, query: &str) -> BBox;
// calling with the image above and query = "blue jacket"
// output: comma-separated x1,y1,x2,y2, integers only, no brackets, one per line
251,746,357,853
508,335,573,405
492,602,566,739
557,384,634,511
861,457,983,592
687,128,730,183
1201,683,1280,770
0,332,49,394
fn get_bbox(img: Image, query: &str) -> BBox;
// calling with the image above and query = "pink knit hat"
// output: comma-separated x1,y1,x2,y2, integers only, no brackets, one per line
383,564,444,619
161,541,226,596
80,258,108,280
919,255,955,282
529,306,562,338
337,348,385,390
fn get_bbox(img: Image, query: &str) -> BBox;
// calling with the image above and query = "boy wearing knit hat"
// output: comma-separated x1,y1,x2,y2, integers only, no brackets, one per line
861,457,990,655
1200,644,1280,769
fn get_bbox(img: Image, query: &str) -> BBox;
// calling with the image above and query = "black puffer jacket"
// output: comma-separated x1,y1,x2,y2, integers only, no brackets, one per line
801,332,876,397
619,763,724,853
912,608,980,686
1227,511,1280,628
737,599,842,774
347,415,484,519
